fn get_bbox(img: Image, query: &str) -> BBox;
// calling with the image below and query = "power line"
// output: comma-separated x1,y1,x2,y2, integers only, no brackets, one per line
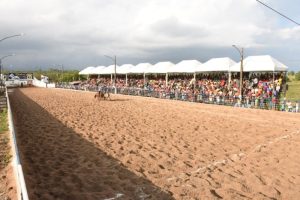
256,0,300,26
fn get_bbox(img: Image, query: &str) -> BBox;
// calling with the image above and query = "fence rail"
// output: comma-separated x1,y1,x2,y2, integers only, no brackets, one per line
55,84,299,113
6,87,29,200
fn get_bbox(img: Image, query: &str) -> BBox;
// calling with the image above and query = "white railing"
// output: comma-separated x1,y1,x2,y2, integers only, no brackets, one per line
6,87,29,200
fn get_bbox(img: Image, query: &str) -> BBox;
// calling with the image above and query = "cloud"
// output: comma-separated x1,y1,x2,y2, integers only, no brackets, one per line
0,0,299,70
151,17,208,39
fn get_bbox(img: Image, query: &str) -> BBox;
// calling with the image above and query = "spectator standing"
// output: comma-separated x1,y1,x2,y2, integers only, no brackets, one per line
287,101,293,112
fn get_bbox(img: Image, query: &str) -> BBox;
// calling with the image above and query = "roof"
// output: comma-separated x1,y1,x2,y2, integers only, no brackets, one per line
79,66,96,75
170,60,202,73
197,57,236,72
230,55,288,72
128,63,152,74
145,61,175,74
78,56,288,75
101,65,120,75
117,64,135,74
92,66,106,74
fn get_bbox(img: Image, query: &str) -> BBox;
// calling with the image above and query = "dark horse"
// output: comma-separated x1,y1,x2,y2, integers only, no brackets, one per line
94,90,111,100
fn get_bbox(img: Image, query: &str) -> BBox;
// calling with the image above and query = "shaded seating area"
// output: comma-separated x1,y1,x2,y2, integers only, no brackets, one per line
56,55,293,111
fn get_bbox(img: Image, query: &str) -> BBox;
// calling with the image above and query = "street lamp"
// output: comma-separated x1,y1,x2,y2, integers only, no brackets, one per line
0,54,16,85
0,33,24,43
232,45,244,103
0,34,23,85
104,55,117,94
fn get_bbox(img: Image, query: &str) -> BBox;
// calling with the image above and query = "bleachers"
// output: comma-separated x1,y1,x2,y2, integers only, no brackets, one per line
55,72,299,112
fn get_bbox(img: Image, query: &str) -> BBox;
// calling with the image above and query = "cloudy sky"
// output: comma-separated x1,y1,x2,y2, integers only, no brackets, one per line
0,0,299,71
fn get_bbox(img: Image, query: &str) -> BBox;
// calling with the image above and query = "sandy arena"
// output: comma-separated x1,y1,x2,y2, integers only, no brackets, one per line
8,87,300,199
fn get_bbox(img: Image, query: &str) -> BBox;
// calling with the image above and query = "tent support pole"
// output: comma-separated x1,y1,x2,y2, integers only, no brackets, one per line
284,72,287,98
228,72,231,89
273,72,275,99
165,73,168,87
143,73,146,88
193,72,196,90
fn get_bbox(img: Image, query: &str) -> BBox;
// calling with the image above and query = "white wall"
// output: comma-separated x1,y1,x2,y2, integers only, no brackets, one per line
33,77,55,88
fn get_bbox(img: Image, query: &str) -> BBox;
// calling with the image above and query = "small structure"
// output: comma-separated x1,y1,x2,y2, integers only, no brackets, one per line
5,72,33,87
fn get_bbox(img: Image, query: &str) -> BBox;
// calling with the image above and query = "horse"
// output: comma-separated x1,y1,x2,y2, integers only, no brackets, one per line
94,90,111,100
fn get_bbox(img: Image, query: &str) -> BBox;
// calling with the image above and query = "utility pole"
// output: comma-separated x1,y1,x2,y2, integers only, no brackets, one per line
61,64,64,82
232,45,244,104
104,55,117,94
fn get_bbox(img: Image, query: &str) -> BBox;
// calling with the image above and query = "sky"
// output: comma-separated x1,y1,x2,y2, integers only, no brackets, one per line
0,0,299,71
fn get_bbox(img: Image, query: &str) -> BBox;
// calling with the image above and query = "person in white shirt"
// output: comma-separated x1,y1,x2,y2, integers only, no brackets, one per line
287,101,293,112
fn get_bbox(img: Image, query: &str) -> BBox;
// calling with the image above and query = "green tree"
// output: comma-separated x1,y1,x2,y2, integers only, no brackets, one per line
288,71,295,76
295,71,300,81
32,69,81,83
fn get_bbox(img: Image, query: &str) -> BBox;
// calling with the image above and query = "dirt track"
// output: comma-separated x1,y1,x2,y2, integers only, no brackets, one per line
9,87,300,199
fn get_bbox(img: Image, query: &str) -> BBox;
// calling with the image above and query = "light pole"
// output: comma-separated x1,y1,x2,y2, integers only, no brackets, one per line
0,34,23,86
61,64,64,81
232,45,244,103
104,55,117,94
0,33,24,43
0,54,16,85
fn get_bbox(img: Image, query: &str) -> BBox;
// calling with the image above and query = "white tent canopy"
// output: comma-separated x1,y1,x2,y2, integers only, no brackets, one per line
170,60,202,73
128,63,152,74
117,64,135,74
78,56,288,75
197,57,236,72
230,55,288,72
79,66,96,75
92,66,106,74
101,65,120,75
145,61,175,74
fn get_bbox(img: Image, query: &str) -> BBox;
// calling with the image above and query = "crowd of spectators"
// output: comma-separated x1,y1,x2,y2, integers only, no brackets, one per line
56,72,299,112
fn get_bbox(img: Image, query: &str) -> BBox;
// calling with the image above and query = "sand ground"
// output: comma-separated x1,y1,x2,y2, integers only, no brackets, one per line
0,129,17,200
8,87,300,200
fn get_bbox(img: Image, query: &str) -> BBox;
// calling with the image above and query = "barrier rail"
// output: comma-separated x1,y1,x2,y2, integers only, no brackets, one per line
6,87,29,200
56,84,299,112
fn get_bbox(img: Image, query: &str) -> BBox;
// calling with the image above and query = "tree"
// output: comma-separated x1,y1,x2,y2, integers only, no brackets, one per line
288,71,295,76
295,71,300,81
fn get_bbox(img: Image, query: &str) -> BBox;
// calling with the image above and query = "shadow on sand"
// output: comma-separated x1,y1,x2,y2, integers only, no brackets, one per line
93,98,131,102
108,98,131,102
9,89,174,200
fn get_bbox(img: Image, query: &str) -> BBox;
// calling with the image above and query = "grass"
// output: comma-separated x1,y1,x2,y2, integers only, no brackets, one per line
0,109,10,168
286,75,300,101
0,109,8,133
286,81,300,101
